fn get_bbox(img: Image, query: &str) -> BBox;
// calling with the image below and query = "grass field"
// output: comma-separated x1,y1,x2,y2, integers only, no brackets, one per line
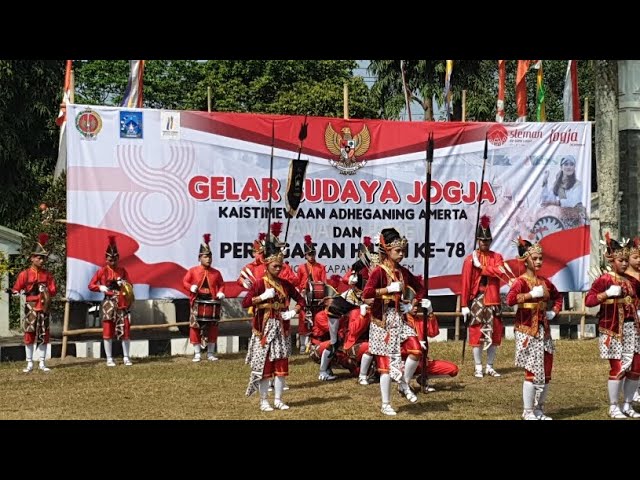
0,338,633,420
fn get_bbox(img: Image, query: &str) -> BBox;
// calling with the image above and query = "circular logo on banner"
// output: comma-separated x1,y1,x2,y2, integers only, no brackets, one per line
487,124,508,146
75,108,103,140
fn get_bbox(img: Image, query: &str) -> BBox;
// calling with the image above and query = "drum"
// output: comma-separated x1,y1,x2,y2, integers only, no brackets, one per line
195,300,221,324
311,282,326,302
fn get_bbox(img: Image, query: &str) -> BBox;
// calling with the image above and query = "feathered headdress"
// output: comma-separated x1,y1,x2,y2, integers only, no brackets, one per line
303,234,316,255
514,235,542,260
601,232,630,261
476,215,492,241
199,233,212,257
105,234,119,258
252,232,266,254
32,233,50,256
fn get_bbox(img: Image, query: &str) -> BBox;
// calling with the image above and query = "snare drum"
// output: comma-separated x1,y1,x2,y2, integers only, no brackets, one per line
195,300,222,324
311,282,326,302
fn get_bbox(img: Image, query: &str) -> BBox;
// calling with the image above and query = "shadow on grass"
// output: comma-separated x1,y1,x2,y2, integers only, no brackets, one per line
395,397,472,416
287,395,351,408
550,404,602,420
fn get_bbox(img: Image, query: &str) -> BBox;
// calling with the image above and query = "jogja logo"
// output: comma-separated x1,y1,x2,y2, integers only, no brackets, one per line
75,108,103,140
487,124,508,146
324,123,371,175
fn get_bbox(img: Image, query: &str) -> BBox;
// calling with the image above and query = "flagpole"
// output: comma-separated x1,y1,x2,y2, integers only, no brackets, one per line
284,115,309,244
343,83,349,119
463,134,489,362
266,121,275,238
419,132,434,393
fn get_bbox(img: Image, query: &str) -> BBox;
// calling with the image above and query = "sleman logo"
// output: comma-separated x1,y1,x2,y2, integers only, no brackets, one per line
75,108,102,140
324,123,371,175
487,124,508,146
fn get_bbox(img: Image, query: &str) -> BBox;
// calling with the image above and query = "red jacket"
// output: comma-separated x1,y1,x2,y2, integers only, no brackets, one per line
182,265,225,306
506,275,563,338
12,267,56,308
362,263,425,322
343,308,370,350
297,261,327,290
242,276,305,335
585,272,639,337
88,265,131,309
460,250,505,307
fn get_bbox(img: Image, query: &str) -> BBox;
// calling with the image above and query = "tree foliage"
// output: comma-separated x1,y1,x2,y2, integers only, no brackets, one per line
0,60,65,228
74,60,379,118
369,59,595,122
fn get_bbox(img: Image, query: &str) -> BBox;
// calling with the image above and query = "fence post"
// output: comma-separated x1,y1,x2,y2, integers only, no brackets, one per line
454,295,461,341
580,291,586,340
61,300,70,359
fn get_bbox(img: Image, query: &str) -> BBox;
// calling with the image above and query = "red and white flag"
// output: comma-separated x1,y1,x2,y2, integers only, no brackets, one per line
496,60,506,122
121,60,145,108
516,60,533,122
563,60,580,121
55,60,72,127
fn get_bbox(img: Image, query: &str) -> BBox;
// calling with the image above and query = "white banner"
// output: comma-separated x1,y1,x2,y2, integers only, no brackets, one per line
66,105,591,301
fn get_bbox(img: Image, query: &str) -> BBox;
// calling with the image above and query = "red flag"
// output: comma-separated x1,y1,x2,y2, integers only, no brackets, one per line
563,60,580,121
516,60,533,122
496,60,506,122
55,60,72,127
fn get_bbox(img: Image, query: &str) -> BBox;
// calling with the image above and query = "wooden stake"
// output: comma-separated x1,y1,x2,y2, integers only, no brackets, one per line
583,96,588,121
461,90,467,122
454,295,461,341
61,300,70,359
343,82,349,119
207,86,212,113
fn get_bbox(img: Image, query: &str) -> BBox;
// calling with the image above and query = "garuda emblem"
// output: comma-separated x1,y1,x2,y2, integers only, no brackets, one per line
324,123,371,174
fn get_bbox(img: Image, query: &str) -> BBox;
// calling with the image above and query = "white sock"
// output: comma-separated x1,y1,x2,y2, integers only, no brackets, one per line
523,381,536,411
258,379,270,400
472,347,482,368
122,340,130,358
486,344,498,367
193,344,201,355
103,339,113,359
536,383,550,411
623,378,639,409
299,335,308,349
608,379,621,406
274,376,286,401
207,342,216,356
380,373,391,404
319,348,331,374
25,344,35,362
328,317,339,345
404,356,420,385
359,353,373,378
37,343,47,362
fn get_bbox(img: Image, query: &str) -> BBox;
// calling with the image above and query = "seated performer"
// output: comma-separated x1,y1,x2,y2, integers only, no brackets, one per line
309,296,354,380
88,235,134,367
506,236,563,420
183,234,225,362
242,239,306,411
585,234,640,419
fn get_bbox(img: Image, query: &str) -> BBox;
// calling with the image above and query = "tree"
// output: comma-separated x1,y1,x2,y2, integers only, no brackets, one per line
368,60,595,123
0,60,64,228
189,60,379,118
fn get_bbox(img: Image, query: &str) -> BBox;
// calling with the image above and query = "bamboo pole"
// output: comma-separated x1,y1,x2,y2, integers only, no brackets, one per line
207,86,212,113
583,96,589,121
454,295,461,340
60,300,71,359
580,291,586,339
62,316,252,338
461,90,467,122
343,82,349,119
69,68,75,103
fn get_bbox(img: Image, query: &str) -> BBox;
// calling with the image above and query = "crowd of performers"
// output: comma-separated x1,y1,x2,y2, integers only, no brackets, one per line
7,218,640,419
